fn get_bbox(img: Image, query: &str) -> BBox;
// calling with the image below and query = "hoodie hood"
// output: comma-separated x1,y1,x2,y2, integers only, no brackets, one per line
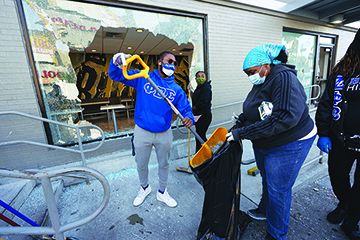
266,63,297,81
197,80,212,89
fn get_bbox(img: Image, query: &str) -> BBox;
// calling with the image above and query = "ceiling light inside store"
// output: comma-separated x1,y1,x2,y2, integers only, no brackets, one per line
127,46,132,50
105,32,124,39
140,51,144,54
329,14,345,24
172,49,176,51
136,29,143,32
91,49,96,52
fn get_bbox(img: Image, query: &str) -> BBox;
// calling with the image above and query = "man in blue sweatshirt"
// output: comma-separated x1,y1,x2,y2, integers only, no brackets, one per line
108,51,194,207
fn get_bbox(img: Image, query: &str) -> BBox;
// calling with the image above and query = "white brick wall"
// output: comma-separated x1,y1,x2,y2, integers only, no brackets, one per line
0,0,39,114
0,0,357,169
0,0,48,168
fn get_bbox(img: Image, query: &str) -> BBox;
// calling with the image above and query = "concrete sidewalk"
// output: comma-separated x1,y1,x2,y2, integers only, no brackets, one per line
51,139,351,240
1,108,355,240
0,138,354,240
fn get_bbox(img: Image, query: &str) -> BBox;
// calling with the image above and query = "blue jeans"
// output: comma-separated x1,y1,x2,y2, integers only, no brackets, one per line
254,135,315,240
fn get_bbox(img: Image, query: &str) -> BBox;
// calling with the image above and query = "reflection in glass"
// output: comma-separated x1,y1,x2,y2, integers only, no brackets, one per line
282,32,316,100
21,0,204,145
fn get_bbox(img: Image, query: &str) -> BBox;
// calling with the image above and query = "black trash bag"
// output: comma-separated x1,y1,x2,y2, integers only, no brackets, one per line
191,140,251,240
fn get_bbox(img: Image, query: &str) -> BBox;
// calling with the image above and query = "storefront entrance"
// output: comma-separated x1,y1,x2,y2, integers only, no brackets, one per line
282,28,337,105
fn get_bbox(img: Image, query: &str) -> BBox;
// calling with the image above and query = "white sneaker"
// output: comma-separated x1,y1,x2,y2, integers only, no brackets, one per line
156,188,177,207
133,185,151,206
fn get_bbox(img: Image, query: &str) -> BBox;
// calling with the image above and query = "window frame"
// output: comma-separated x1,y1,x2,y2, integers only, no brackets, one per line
15,0,208,145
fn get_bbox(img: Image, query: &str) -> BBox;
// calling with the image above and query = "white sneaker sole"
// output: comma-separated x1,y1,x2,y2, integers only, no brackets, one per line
247,210,266,221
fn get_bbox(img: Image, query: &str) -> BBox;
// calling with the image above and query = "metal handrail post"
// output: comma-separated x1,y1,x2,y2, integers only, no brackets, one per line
304,84,321,102
75,128,87,167
75,127,90,183
41,176,63,240
319,150,325,164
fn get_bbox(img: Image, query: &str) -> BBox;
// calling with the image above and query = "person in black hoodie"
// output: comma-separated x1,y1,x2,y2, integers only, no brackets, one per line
316,28,360,240
189,71,212,153
227,44,316,240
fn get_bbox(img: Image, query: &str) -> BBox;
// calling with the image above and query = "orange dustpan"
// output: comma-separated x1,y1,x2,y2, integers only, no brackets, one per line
190,127,228,168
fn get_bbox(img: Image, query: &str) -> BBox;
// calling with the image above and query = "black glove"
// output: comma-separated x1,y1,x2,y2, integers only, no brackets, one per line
230,113,247,129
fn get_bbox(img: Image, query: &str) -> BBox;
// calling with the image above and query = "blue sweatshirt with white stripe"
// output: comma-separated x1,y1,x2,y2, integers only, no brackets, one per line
231,63,314,149
108,60,194,133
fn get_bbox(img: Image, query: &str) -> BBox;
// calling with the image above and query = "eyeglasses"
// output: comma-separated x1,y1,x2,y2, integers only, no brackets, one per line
163,58,178,67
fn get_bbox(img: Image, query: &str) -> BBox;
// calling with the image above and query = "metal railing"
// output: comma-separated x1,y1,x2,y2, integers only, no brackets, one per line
206,84,325,166
0,111,110,238
0,167,110,239
0,111,106,168
304,84,321,103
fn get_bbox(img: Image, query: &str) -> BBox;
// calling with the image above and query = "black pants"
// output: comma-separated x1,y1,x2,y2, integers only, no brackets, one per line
329,137,360,222
195,112,212,153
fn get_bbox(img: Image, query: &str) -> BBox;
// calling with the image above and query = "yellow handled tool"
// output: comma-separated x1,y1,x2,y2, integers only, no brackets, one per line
122,54,150,80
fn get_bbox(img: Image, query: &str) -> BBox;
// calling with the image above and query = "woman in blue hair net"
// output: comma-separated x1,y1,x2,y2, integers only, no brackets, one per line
227,44,317,240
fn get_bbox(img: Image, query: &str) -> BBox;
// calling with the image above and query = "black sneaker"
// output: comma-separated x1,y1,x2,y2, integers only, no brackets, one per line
247,208,266,221
349,231,360,240
263,233,277,240
341,219,360,240
327,205,348,224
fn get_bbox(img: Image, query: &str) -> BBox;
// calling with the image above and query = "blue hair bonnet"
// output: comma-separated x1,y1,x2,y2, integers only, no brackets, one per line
243,44,286,70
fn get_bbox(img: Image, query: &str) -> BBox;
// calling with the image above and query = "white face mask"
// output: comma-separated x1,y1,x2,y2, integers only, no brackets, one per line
248,66,267,85
162,63,175,76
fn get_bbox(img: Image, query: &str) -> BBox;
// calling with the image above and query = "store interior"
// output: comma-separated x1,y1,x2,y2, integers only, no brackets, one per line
69,26,193,135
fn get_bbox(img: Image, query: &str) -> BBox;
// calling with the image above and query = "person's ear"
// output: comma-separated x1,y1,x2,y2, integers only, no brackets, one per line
264,64,271,76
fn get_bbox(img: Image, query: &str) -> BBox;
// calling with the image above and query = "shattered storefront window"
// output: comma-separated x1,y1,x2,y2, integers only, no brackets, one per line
282,32,316,99
20,0,205,145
